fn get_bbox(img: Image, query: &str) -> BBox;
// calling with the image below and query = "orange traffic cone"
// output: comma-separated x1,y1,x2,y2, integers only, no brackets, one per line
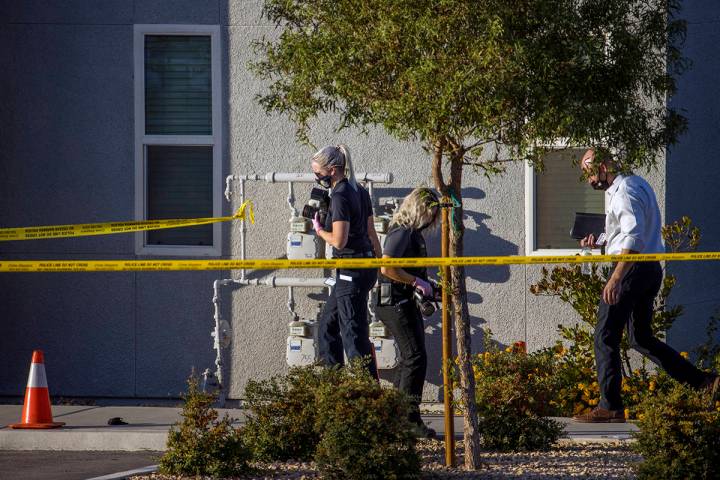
9,350,64,429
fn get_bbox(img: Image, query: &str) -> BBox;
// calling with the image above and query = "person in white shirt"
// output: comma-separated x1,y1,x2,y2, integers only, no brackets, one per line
573,148,719,423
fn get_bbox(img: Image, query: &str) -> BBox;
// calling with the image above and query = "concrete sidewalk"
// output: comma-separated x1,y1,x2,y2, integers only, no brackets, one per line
0,405,637,451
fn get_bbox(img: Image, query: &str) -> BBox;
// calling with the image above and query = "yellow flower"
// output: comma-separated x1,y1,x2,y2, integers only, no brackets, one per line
624,408,631,419
649,381,656,391
577,383,586,390
505,346,513,353
680,351,689,359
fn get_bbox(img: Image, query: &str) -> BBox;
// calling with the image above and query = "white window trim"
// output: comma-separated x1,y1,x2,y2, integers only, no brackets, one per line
133,24,222,256
524,150,606,256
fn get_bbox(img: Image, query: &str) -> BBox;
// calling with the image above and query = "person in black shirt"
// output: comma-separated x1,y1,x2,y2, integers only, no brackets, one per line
311,144,382,378
377,187,439,438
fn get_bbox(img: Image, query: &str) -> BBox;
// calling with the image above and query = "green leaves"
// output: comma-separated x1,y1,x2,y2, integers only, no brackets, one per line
243,362,420,479
252,0,686,171
633,383,720,480
159,374,250,478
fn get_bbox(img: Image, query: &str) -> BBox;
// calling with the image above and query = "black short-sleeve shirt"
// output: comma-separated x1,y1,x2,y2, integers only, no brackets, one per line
382,226,428,281
324,179,374,256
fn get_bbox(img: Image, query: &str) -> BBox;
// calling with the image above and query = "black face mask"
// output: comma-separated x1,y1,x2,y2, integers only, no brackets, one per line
590,170,611,191
315,173,332,189
591,179,610,191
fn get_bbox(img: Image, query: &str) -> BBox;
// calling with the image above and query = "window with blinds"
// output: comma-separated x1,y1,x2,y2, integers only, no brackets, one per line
135,26,220,254
535,149,605,249
145,35,212,135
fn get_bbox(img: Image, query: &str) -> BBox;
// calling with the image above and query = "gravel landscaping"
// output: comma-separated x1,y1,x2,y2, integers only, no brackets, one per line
135,439,641,479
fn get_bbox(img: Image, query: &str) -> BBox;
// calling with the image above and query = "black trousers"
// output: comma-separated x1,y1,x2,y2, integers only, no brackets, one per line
595,261,708,410
376,300,427,425
318,268,378,378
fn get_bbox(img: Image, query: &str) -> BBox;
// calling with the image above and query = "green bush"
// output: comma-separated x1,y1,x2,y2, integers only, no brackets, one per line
314,362,420,479
242,365,342,461
466,335,565,451
159,373,250,478
633,383,720,480
243,361,420,479
479,411,565,452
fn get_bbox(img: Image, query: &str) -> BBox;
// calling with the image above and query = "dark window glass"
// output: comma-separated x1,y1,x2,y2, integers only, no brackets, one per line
147,145,213,246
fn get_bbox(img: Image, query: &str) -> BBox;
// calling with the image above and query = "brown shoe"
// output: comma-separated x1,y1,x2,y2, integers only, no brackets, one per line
573,407,626,423
700,375,720,407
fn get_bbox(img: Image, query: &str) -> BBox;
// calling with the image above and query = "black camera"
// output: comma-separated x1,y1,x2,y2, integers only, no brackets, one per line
301,187,330,225
413,279,441,317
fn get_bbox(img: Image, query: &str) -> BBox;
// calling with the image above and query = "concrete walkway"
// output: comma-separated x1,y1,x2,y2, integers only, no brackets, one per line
0,405,637,451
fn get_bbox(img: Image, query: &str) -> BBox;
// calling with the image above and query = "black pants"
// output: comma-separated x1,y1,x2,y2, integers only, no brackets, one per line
318,268,378,378
595,261,708,410
376,300,427,425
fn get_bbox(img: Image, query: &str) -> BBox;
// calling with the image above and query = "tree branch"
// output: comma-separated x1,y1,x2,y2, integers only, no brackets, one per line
431,138,448,194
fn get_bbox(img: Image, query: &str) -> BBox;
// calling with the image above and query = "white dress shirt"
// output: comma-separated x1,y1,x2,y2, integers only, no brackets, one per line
604,174,664,255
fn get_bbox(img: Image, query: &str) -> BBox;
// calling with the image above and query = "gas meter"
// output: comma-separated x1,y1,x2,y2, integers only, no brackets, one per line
286,303,322,367
369,320,399,369
286,318,317,367
286,217,322,259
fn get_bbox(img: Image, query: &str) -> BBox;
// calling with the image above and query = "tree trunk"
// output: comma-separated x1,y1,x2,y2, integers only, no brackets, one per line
432,140,482,470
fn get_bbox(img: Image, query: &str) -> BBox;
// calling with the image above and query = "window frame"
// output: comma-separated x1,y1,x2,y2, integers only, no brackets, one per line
525,146,606,256
133,24,222,256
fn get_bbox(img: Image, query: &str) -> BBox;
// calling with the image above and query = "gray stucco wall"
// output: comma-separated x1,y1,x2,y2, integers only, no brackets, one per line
0,0,711,402
665,2,720,354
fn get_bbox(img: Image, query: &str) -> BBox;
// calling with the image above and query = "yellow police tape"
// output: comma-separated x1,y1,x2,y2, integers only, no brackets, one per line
0,201,255,242
1,252,719,273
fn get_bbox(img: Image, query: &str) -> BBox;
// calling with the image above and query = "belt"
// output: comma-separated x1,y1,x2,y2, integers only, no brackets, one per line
335,251,375,259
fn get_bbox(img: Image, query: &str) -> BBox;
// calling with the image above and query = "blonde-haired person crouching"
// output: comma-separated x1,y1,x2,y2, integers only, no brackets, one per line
377,187,440,438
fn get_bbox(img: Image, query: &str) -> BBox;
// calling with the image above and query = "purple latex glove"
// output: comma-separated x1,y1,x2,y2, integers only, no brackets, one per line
312,212,324,233
413,277,433,297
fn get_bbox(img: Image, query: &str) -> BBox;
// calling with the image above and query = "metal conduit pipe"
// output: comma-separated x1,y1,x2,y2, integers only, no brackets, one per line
225,172,393,200
209,275,329,405
239,178,247,280
287,286,296,319
231,276,329,288
210,278,234,405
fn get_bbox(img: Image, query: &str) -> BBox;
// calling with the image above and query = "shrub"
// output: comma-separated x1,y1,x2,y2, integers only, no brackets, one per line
463,333,565,451
479,411,565,452
243,361,420,479
242,365,342,461
313,361,420,480
159,373,250,478
471,337,562,417
633,383,720,480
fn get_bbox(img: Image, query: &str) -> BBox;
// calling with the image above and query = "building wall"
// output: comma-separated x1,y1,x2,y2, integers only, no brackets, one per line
665,1,720,354
1,1,702,403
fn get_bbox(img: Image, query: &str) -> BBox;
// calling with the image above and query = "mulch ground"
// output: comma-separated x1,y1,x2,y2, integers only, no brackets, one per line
135,439,640,479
